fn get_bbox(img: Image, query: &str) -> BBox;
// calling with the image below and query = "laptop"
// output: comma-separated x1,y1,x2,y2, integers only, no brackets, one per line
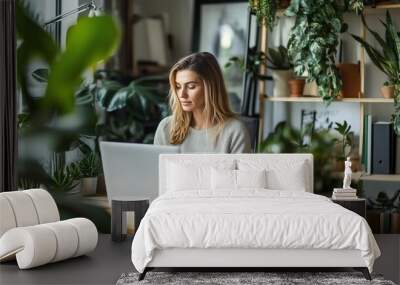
100,142,180,205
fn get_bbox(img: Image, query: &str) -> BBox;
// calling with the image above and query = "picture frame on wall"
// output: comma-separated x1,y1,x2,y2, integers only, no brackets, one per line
192,0,253,113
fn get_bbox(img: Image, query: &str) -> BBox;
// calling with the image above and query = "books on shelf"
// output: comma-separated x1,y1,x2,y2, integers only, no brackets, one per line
332,188,358,200
362,114,372,174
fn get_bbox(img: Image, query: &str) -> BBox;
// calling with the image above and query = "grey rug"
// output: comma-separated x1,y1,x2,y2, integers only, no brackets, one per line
116,272,396,285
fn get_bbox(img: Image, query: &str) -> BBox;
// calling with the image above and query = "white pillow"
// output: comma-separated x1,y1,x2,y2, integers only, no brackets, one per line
237,159,309,192
237,169,267,188
211,168,267,190
167,160,235,191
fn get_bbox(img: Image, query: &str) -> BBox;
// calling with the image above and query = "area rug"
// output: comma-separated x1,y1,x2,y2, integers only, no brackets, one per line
116,271,396,285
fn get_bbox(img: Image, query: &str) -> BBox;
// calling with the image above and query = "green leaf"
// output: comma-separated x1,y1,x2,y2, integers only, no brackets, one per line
45,16,121,115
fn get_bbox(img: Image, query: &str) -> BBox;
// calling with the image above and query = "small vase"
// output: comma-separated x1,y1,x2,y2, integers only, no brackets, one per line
380,85,394,99
271,70,293,97
288,78,305,97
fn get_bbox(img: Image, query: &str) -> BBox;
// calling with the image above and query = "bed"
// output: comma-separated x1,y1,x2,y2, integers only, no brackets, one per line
131,154,380,280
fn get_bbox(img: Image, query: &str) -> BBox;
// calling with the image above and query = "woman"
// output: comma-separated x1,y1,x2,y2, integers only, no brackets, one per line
154,52,251,153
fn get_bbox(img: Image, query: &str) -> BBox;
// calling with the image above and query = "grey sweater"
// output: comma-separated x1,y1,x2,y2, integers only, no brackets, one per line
153,116,252,153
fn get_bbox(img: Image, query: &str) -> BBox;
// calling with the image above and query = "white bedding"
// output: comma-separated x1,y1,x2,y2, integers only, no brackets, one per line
131,190,380,273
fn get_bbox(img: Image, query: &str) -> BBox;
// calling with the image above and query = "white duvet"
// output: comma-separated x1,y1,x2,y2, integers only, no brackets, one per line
131,190,380,273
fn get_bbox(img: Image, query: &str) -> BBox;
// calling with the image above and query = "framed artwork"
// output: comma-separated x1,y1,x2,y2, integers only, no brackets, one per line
193,0,254,113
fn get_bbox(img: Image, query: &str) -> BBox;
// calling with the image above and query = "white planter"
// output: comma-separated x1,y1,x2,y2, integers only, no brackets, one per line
271,70,293,97
81,177,98,196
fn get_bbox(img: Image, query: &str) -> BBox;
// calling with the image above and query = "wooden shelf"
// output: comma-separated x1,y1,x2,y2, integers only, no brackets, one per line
263,95,394,103
360,174,400,182
365,2,400,10
333,171,400,182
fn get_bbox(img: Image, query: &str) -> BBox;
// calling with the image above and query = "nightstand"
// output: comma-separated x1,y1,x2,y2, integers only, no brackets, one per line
111,196,150,242
331,198,366,218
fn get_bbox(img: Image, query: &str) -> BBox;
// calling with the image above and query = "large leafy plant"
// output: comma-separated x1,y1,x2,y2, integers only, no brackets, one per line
16,1,120,232
78,70,169,143
352,11,400,135
284,0,363,103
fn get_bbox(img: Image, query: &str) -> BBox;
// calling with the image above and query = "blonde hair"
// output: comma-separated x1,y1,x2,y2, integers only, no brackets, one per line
168,52,235,145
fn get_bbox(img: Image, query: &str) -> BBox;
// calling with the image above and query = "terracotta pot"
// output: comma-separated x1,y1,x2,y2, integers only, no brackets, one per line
391,212,400,234
380,85,394,99
337,63,361,98
288,78,305,97
271,69,293,97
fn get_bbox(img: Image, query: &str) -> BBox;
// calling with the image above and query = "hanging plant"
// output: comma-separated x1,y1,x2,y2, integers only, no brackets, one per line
249,0,278,29
285,0,363,103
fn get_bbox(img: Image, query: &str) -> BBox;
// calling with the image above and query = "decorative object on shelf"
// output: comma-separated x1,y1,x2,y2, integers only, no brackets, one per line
285,0,363,103
380,83,394,99
343,157,353,189
249,0,278,28
267,45,293,97
337,63,361,98
352,11,400,135
332,187,358,200
367,190,400,233
288,78,305,97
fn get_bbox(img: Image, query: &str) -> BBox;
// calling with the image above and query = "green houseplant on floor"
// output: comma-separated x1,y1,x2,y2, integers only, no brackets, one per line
352,11,400,135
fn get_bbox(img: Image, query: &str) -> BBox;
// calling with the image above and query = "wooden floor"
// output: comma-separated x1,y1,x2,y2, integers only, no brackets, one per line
0,234,133,285
1,234,398,285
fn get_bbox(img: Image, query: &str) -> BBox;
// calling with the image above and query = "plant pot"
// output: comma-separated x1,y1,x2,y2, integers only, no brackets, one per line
271,70,293,97
288,78,305,97
390,212,400,234
380,85,394,99
337,63,361,98
303,80,318,96
81,177,98,196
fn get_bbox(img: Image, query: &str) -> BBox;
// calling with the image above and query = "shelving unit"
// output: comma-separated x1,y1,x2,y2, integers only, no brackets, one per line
257,2,400,177
264,96,394,103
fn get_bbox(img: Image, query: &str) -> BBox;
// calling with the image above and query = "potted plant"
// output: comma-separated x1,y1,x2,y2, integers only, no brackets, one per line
380,82,394,99
267,45,294,97
352,11,400,135
284,0,363,103
333,120,353,170
367,190,400,233
288,77,306,97
78,152,103,196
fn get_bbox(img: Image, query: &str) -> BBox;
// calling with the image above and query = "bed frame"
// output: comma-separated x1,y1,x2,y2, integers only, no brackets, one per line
139,249,371,280
137,154,372,281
